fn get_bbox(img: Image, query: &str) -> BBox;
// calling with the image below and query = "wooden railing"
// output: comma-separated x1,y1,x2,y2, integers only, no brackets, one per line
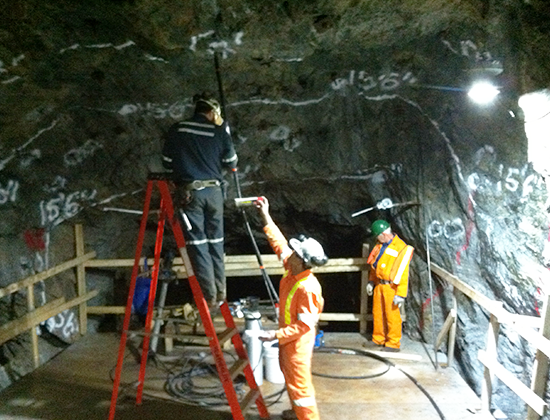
0,224,370,371
431,263,550,419
84,243,372,333
0,225,97,368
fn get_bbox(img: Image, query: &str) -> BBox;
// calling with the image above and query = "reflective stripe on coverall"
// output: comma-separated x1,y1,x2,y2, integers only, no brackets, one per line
264,222,324,420
368,234,414,349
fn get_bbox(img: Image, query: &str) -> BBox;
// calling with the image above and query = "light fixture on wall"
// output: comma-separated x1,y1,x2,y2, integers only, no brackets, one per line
467,81,500,105
413,59,504,105
466,59,503,105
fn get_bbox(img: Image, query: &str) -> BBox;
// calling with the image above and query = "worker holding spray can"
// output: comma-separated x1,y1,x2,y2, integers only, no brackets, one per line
254,197,327,420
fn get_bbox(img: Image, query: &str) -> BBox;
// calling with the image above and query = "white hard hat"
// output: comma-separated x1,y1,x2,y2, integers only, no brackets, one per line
289,235,328,268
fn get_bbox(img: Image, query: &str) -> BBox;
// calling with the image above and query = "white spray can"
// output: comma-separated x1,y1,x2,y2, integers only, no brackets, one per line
234,196,264,207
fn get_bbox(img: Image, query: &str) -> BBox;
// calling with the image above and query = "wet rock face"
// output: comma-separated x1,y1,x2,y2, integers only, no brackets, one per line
1,1,550,417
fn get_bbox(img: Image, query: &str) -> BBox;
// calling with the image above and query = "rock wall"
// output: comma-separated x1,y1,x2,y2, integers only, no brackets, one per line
1,1,550,418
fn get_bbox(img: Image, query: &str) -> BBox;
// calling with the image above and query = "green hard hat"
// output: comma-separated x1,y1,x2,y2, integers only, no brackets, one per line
371,220,391,236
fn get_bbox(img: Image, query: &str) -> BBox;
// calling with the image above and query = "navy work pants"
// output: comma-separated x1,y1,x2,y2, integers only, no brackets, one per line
180,186,225,303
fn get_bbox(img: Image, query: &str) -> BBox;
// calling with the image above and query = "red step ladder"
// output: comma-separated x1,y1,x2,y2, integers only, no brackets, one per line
108,173,270,420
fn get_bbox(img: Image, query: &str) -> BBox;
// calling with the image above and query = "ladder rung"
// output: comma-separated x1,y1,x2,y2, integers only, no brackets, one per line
240,388,260,413
217,327,238,346
229,358,249,380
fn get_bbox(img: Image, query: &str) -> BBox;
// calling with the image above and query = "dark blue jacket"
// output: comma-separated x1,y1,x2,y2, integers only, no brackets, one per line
162,113,237,183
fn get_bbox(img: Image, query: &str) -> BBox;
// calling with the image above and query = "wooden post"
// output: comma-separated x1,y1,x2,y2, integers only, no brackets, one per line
447,288,458,368
26,284,39,368
75,224,88,336
527,293,550,420
360,243,369,335
481,308,501,413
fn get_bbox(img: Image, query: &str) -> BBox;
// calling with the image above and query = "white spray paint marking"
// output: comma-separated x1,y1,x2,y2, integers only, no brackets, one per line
44,309,79,340
12,54,25,66
0,180,19,204
442,39,495,63
428,218,465,240
442,40,458,55
144,54,169,63
43,176,68,193
473,145,496,166
283,137,301,152
20,149,41,168
0,119,59,171
189,31,216,51
113,40,136,50
60,40,136,54
234,31,244,45
207,40,235,58
331,70,417,92
467,164,544,202
269,126,291,141
1,76,21,84
64,139,103,167
59,43,80,53
0,54,25,84
92,188,143,206
392,94,468,190
40,190,97,227
274,57,304,62
117,101,190,119
231,93,331,108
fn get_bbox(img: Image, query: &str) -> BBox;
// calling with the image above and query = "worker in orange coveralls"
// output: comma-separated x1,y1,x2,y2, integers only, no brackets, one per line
364,219,414,352
255,197,327,420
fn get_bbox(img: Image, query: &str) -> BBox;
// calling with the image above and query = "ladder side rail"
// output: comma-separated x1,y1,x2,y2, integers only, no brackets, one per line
157,181,247,420
221,302,270,418
108,180,154,420
136,200,166,404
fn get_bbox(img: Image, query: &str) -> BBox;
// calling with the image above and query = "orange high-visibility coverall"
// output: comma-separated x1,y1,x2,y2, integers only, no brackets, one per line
264,221,324,420
368,234,414,349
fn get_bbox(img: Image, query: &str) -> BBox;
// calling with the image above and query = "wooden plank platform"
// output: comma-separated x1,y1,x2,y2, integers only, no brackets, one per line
0,332,492,420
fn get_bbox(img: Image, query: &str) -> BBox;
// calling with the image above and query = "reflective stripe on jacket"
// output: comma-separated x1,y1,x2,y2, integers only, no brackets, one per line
368,234,414,298
161,113,237,182
263,221,324,346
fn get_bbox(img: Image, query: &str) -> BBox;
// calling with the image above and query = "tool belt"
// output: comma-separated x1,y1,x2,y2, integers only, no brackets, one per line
185,179,221,191
379,280,392,285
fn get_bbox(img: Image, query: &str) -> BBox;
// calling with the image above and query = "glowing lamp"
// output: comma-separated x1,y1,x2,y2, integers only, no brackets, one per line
468,81,500,105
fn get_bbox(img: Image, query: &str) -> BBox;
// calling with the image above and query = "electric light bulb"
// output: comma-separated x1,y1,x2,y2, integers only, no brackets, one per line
467,81,500,105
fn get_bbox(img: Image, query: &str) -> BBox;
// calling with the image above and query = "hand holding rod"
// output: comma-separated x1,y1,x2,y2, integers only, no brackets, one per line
214,52,279,314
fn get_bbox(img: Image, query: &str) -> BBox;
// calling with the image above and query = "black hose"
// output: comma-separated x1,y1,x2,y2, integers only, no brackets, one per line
313,346,446,420
312,347,391,379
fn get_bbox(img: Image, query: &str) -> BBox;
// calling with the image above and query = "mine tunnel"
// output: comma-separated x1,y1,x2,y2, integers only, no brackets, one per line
1,1,550,420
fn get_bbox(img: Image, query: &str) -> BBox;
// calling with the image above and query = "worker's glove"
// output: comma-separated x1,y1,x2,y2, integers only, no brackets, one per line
258,330,277,342
393,295,405,308
366,282,374,296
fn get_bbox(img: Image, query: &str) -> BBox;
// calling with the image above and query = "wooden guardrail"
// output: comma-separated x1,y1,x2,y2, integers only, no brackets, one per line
0,224,370,372
431,263,549,419
0,224,97,368
84,243,372,333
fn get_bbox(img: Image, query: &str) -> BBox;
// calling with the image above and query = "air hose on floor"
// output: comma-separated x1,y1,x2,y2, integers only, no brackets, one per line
312,346,446,420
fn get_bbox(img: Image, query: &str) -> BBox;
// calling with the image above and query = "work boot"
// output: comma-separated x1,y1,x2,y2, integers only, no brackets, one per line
207,298,220,316
382,346,400,352
282,409,298,420
362,341,383,349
